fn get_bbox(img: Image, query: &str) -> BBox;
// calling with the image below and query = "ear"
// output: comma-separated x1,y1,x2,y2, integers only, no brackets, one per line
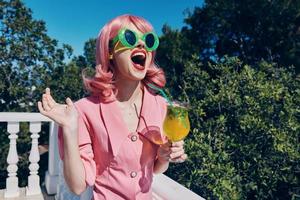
109,54,113,59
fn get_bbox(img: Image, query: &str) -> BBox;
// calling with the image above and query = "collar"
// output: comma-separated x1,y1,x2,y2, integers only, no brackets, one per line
100,86,163,157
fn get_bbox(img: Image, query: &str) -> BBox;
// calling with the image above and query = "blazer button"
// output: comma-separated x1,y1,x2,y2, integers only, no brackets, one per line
131,135,138,142
130,171,137,178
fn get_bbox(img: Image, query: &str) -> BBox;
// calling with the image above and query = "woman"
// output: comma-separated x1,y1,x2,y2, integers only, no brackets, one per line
38,14,187,200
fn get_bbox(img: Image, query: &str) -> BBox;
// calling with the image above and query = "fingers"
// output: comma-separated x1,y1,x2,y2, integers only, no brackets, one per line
42,94,51,111
39,88,60,114
171,140,184,147
170,154,188,163
37,101,47,115
45,88,57,108
41,88,55,111
170,149,185,159
181,153,188,160
65,97,74,107
170,145,184,153
45,87,51,95
39,88,73,111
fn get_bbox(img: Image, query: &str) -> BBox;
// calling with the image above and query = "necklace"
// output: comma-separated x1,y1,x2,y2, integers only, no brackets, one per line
117,89,143,132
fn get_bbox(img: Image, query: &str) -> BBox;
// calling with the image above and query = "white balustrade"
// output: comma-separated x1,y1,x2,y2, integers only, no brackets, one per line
0,112,205,200
4,122,20,198
0,112,54,199
26,122,42,195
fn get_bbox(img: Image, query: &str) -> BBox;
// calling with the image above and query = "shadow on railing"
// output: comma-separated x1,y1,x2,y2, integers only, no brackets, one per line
0,112,204,200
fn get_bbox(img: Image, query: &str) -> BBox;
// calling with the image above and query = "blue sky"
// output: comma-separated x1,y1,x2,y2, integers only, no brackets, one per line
23,0,204,56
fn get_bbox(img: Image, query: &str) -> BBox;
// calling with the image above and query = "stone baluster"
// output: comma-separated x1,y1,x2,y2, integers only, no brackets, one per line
26,121,42,195
4,122,20,198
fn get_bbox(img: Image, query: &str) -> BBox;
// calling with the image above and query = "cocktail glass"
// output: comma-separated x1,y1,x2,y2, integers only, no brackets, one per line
163,102,190,142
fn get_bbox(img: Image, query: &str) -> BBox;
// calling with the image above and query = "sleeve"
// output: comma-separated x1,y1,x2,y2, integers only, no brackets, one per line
57,109,97,187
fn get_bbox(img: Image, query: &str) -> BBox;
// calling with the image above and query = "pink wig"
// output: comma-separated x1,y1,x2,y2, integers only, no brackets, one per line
82,14,166,102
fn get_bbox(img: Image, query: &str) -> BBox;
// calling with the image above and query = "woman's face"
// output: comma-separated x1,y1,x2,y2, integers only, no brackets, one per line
111,23,152,82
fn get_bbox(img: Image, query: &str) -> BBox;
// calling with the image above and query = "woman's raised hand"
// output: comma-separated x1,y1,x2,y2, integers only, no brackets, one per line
37,88,78,130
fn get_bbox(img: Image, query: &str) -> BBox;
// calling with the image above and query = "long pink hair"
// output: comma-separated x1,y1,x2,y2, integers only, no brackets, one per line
83,14,166,102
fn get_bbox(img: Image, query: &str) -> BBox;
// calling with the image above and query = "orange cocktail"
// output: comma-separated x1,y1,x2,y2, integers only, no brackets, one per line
163,103,190,142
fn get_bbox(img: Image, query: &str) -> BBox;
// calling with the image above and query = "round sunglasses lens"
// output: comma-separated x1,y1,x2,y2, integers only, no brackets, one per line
145,34,155,48
124,30,136,46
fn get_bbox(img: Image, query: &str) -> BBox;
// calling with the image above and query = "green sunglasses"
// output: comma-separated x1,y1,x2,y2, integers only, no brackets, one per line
111,28,159,52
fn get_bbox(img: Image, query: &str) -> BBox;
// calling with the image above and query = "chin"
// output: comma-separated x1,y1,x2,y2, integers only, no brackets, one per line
128,69,147,81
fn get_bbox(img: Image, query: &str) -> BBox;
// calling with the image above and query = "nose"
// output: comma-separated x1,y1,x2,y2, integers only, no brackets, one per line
136,39,145,49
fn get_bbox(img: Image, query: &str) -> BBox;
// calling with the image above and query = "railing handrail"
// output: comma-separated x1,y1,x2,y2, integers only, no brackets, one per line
0,112,52,122
152,173,205,200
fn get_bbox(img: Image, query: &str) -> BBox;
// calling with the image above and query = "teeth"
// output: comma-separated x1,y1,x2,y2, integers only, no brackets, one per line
132,52,145,58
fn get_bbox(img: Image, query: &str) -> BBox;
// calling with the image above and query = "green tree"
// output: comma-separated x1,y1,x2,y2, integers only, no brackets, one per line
156,2,300,198
0,0,83,188
156,25,199,101
163,56,300,199
183,0,300,72
82,38,96,68
0,0,73,112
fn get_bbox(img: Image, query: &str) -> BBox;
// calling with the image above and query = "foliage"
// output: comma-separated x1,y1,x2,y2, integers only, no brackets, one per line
82,38,97,68
164,56,300,200
183,0,300,72
0,0,85,188
0,0,74,113
157,1,300,198
156,25,198,99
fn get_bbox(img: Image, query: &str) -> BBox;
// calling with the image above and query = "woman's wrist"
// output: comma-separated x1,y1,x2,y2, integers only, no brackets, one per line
157,156,170,165
62,124,77,134
62,125,78,142
154,157,169,174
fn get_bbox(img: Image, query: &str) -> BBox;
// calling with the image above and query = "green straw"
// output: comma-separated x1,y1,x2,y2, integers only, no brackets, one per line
147,83,173,105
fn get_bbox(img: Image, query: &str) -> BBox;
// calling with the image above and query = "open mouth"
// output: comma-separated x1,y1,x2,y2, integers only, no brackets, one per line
131,50,146,70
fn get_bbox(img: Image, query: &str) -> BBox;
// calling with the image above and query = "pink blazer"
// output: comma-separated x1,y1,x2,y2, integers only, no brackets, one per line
58,86,167,200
